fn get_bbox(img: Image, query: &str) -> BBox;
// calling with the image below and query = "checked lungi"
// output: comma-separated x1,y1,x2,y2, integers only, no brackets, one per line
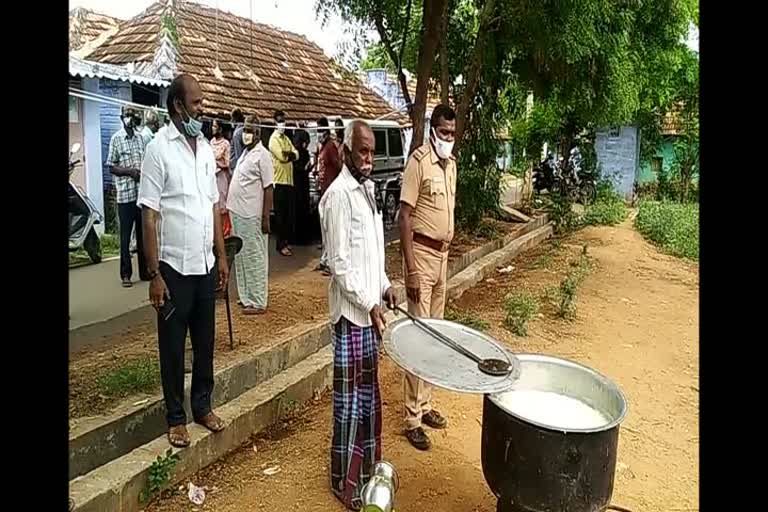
330,316,382,510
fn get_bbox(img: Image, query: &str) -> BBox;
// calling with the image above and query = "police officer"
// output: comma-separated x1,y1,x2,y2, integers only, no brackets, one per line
398,104,457,450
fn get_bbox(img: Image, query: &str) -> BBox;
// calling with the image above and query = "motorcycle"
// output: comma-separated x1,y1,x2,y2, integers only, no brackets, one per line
69,143,103,263
533,147,597,205
532,152,559,194
374,172,402,231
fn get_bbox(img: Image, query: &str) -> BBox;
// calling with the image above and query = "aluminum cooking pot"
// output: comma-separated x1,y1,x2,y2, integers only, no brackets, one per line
482,354,628,512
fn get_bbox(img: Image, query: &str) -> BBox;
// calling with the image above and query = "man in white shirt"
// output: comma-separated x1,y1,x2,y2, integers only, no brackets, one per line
138,74,229,448
227,115,274,314
320,120,396,509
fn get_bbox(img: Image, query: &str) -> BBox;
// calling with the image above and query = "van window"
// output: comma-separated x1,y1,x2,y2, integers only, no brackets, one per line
373,129,387,156
387,129,403,158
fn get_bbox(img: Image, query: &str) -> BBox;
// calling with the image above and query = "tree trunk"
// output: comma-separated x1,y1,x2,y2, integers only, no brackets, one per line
408,0,448,155
439,0,450,105
372,12,412,109
454,0,496,150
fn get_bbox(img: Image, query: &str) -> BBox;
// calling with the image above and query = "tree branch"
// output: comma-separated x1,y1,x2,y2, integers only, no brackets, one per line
408,0,448,154
439,0,449,105
454,0,497,147
372,11,413,110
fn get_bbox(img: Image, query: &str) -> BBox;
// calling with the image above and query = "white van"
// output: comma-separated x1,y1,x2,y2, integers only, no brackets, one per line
308,119,407,229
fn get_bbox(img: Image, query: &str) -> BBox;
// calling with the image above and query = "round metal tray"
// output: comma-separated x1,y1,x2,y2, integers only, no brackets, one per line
383,317,520,394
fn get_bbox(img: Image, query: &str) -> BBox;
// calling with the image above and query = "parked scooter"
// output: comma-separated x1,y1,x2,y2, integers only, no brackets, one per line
532,152,560,194
69,143,103,263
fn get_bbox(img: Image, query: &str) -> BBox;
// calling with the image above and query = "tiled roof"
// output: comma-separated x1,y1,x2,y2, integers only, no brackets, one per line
85,1,407,124
69,7,122,53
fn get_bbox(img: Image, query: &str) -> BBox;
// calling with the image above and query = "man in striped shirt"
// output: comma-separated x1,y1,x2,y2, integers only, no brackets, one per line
320,120,396,510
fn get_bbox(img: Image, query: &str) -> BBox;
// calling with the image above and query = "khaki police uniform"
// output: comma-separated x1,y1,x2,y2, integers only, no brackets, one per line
399,142,456,431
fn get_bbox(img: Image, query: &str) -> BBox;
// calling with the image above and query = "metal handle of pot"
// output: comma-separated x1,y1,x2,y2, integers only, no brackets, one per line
390,304,483,364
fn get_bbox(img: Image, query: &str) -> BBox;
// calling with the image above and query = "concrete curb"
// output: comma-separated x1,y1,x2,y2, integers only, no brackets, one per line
70,348,333,512
69,219,553,512
447,223,553,301
69,322,330,480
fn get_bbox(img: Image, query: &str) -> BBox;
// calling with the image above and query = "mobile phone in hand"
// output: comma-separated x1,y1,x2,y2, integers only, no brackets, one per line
158,294,176,321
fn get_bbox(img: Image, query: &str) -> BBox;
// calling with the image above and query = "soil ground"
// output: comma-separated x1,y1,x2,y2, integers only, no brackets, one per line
69,219,515,420
144,219,699,512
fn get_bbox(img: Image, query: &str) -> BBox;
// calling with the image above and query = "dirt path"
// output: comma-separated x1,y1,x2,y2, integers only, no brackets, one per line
148,219,698,512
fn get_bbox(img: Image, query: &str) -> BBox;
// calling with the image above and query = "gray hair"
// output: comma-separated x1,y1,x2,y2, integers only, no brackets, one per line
343,119,371,148
144,109,159,124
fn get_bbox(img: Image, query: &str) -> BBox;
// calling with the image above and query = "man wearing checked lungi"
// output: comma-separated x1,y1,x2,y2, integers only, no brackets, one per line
319,119,396,510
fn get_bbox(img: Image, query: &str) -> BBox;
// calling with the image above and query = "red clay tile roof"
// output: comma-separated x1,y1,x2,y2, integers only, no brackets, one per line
69,8,122,52
86,1,407,125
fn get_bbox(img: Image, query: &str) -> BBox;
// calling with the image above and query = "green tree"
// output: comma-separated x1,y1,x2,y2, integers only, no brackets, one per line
318,0,696,220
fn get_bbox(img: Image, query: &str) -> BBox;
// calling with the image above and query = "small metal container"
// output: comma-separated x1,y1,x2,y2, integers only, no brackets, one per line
361,475,395,512
371,461,399,492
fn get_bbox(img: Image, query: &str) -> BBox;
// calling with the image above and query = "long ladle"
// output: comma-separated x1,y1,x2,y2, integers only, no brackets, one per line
391,304,512,376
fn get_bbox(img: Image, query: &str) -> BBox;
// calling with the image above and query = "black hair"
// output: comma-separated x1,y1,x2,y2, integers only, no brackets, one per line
231,108,245,124
274,110,286,120
334,118,344,139
430,104,456,128
317,117,329,127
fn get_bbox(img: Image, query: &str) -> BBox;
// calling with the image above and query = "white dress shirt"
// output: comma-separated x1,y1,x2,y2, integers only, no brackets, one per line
319,165,391,327
138,122,219,276
227,142,274,219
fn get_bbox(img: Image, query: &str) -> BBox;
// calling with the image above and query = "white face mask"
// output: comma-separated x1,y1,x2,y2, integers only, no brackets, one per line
431,128,455,160
242,132,254,146
276,122,285,134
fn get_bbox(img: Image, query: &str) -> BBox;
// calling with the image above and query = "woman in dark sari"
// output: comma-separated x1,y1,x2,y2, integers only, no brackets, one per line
292,128,312,245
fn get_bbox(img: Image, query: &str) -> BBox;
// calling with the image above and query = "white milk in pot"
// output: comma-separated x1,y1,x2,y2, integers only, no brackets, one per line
496,390,610,430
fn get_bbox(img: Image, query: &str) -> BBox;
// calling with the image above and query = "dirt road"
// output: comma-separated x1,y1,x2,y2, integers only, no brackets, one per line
147,220,699,512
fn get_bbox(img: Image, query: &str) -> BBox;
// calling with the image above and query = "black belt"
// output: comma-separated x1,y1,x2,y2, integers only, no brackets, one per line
413,232,450,253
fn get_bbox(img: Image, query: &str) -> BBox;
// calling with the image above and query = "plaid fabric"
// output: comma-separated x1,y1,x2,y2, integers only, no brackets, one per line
330,317,382,510
108,128,145,204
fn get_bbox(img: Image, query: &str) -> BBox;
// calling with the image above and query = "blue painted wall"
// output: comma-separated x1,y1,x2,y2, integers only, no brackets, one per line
595,125,640,201
98,79,132,188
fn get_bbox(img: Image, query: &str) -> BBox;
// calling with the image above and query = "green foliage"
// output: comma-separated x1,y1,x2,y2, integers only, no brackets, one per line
97,357,161,398
635,201,699,260
318,0,695,224
544,188,581,235
140,448,180,504
474,219,499,240
445,306,489,331
583,184,628,226
161,12,180,48
503,291,539,336
555,253,593,319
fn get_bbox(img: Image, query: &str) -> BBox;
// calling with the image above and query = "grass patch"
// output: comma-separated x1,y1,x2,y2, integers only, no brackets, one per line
635,201,699,261
543,249,593,320
445,306,489,331
583,199,628,226
582,184,629,226
69,233,120,267
97,356,161,398
503,291,539,336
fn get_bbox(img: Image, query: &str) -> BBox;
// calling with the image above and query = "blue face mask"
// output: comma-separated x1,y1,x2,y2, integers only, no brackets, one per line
181,104,203,137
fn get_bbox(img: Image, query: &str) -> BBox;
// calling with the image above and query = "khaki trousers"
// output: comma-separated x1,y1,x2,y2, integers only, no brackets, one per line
403,242,449,430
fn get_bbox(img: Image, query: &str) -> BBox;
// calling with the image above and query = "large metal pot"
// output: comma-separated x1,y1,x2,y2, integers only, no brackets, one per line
481,354,628,512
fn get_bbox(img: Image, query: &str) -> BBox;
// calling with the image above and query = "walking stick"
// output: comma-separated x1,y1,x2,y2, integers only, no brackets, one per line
222,236,243,350
225,284,234,350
